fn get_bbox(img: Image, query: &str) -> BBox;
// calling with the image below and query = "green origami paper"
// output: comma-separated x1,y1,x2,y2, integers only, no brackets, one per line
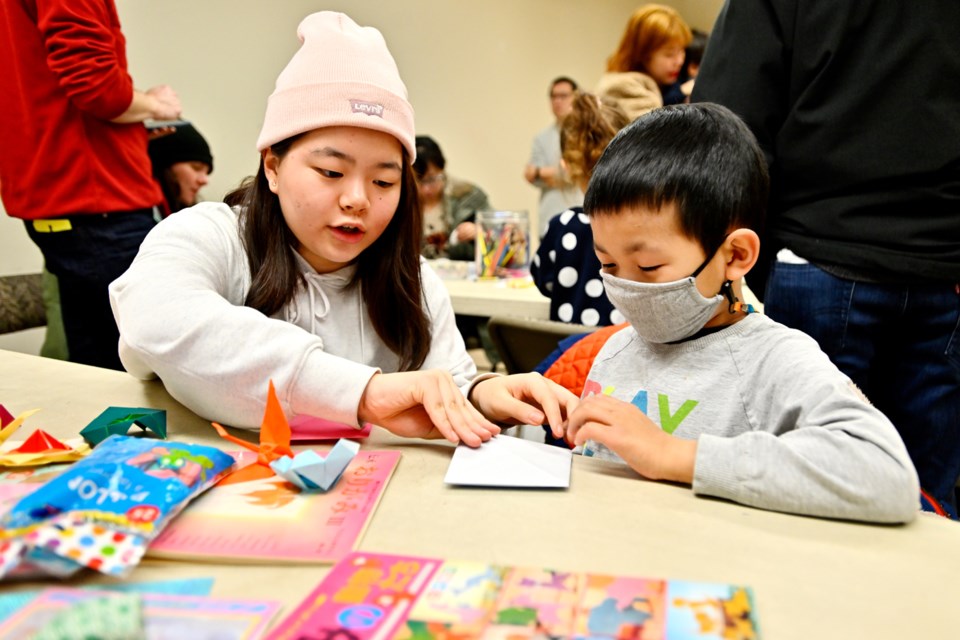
80,407,167,445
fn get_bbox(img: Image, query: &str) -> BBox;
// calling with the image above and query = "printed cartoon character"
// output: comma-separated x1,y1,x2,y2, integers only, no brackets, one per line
126,447,213,488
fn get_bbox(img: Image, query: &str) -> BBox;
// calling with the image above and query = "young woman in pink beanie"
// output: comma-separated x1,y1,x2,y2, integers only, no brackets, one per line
109,12,576,445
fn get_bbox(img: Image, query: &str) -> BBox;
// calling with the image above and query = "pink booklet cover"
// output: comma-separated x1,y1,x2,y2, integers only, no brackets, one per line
266,551,759,639
147,449,400,564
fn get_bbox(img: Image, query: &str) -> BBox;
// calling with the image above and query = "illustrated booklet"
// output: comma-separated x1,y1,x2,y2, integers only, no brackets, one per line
267,551,760,639
147,449,400,564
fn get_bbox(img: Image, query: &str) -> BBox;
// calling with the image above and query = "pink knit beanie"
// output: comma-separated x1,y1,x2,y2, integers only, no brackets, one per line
256,12,416,161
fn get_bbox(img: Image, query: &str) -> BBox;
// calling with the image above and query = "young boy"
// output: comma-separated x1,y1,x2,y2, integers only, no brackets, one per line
566,103,920,523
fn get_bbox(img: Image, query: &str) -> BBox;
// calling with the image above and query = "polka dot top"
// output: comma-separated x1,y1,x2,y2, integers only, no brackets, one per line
531,207,623,327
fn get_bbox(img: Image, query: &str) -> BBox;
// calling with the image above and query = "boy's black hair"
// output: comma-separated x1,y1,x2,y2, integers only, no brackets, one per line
584,103,768,258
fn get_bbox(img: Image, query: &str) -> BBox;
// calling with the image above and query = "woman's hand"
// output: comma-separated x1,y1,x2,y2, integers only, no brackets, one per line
454,221,476,242
566,394,696,483
358,370,500,447
469,373,579,439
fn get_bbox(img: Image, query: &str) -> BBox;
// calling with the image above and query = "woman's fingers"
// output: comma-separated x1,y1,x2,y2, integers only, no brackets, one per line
486,374,579,438
535,378,578,437
360,370,502,447
421,371,498,447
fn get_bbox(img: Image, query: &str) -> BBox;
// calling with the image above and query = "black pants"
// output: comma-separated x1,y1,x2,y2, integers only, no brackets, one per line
25,210,156,370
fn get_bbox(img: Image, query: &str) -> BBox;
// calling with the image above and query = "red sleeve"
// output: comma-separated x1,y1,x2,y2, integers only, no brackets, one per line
35,0,134,120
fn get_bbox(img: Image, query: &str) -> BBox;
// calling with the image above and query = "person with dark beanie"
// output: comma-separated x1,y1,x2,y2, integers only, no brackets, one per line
148,122,214,215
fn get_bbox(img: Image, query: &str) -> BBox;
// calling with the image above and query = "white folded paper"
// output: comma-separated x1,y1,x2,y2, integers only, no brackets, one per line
444,435,572,488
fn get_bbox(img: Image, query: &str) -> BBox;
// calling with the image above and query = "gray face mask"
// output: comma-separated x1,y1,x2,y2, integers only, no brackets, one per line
600,268,724,344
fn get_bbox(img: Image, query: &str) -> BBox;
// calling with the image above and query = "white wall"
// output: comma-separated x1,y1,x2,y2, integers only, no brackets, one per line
0,0,723,351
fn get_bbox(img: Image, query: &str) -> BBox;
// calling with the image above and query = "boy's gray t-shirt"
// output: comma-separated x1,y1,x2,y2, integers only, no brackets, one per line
582,314,919,522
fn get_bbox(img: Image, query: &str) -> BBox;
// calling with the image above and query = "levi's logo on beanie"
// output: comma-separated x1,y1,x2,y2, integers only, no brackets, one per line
350,100,384,117
256,11,416,161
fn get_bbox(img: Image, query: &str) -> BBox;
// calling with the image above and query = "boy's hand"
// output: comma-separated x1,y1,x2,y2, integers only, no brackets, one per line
469,373,579,439
566,394,696,484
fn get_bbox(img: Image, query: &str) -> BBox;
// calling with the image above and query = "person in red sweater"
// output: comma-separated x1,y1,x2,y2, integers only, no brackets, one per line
0,0,181,370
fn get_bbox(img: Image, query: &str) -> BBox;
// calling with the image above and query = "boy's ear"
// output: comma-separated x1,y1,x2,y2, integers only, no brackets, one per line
721,228,760,281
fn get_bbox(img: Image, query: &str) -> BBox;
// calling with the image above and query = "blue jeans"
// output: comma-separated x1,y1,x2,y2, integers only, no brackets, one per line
765,261,960,516
25,210,156,371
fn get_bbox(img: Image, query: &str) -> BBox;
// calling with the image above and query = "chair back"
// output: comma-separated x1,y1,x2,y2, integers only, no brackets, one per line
487,315,597,374
0,273,46,334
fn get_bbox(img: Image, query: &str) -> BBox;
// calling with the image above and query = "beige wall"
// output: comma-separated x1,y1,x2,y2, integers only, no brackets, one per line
0,0,723,282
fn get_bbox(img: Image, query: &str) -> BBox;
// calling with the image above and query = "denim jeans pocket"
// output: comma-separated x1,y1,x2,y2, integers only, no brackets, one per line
765,261,854,358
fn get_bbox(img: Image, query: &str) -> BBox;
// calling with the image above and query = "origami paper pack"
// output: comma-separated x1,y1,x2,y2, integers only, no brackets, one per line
211,380,294,485
0,406,91,467
80,407,167,445
269,438,360,492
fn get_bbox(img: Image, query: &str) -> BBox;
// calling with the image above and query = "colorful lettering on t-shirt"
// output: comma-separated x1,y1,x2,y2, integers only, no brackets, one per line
583,380,699,434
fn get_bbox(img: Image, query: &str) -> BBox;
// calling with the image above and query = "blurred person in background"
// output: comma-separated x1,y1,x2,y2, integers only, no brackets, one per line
148,122,214,216
414,135,491,261
597,4,692,117
524,76,584,236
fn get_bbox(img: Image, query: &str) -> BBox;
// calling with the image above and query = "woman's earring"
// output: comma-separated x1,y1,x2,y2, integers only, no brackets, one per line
270,181,277,189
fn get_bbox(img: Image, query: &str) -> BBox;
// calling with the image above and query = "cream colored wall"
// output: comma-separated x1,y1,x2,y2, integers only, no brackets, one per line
0,0,723,307
671,0,724,35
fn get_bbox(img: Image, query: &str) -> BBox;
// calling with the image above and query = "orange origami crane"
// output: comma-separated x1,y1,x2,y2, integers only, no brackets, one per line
0,404,92,467
210,381,294,486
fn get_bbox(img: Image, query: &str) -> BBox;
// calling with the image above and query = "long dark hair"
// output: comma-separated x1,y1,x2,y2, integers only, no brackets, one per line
157,167,189,213
224,135,431,371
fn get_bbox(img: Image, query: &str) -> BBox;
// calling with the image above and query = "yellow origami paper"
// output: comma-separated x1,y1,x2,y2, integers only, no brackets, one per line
0,406,91,468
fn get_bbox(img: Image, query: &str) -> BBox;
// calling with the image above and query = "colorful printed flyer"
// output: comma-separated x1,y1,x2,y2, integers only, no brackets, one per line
397,560,506,638
266,551,760,640
148,450,400,564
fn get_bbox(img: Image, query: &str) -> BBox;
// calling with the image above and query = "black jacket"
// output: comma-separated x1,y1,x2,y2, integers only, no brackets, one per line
693,0,960,282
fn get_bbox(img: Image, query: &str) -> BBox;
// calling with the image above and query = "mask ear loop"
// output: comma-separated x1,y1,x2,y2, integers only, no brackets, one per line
719,280,755,314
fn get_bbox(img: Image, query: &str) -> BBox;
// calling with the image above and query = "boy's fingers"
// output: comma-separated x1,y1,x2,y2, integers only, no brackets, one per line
575,421,606,447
